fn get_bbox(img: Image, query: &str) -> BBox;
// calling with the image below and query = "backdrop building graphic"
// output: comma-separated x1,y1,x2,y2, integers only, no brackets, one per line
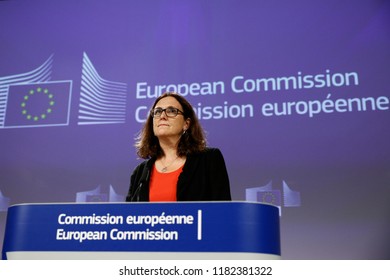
78,52,127,125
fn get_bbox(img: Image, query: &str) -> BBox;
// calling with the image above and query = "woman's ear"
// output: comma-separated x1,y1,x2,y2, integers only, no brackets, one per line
183,118,191,131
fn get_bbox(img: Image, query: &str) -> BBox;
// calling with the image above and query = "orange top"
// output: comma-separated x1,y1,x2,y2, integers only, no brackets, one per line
149,164,184,202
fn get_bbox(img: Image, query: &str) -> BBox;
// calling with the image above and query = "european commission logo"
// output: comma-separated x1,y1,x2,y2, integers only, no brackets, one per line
75,185,124,202
245,180,301,215
0,52,127,129
3,81,72,128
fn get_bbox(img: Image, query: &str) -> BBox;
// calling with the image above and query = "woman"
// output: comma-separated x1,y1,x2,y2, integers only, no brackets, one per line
126,92,231,202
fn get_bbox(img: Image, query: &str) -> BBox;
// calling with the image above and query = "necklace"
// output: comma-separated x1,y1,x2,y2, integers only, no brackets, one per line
161,156,179,173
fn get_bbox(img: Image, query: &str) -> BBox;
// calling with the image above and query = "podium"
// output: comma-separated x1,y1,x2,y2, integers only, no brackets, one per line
2,201,280,260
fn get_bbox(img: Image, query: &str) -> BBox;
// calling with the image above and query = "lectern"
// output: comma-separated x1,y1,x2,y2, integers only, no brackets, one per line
2,201,280,259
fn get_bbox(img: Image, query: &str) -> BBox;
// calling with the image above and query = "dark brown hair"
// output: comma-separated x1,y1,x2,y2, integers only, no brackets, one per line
135,92,207,159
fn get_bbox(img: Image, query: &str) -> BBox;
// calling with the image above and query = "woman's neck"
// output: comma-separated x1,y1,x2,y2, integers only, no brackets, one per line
156,140,186,173
158,138,180,160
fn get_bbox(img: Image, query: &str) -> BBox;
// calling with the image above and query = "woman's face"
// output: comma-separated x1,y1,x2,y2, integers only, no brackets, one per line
152,96,190,140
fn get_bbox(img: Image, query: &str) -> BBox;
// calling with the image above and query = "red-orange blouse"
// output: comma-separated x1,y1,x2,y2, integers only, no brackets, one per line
149,164,184,202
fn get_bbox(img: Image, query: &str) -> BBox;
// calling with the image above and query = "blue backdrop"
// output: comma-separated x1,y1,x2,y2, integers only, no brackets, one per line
0,0,389,259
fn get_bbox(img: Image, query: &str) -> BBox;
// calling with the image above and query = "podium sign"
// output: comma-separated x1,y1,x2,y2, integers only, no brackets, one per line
2,202,280,259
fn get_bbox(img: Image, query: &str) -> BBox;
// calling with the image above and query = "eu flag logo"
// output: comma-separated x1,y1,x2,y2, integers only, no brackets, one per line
257,190,282,206
3,81,72,128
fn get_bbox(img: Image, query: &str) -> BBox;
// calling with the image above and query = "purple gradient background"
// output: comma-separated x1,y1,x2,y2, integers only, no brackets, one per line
0,0,389,259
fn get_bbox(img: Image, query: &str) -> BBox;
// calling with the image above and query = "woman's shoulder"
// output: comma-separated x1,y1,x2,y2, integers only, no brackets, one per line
191,147,224,159
132,157,155,173
205,147,223,154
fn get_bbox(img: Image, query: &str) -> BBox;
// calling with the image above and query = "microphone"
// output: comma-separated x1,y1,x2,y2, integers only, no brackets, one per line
130,165,150,202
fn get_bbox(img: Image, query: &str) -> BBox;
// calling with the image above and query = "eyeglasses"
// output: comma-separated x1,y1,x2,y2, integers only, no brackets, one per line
150,107,184,118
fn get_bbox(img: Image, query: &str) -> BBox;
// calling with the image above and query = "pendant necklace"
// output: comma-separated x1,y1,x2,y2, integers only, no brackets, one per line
161,156,179,173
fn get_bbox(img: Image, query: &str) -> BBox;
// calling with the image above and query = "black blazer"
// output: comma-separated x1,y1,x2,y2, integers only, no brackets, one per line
126,148,231,202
